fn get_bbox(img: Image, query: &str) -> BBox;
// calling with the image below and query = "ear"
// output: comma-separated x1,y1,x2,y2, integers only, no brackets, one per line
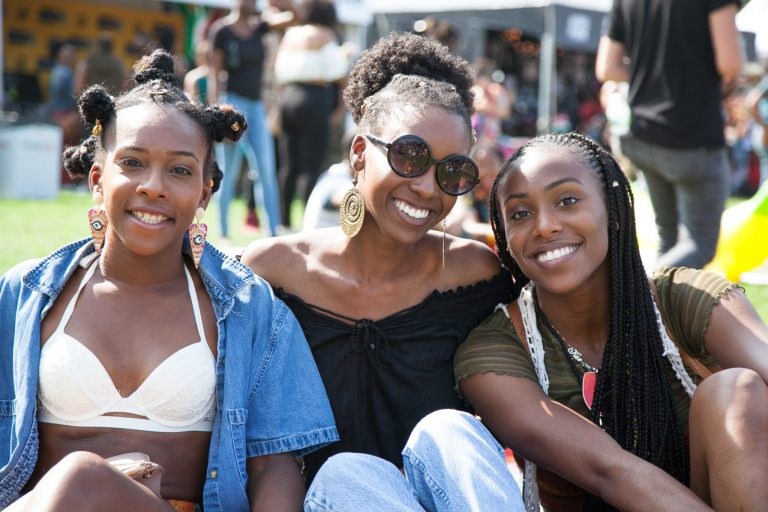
198,180,213,211
349,134,367,173
88,163,103,198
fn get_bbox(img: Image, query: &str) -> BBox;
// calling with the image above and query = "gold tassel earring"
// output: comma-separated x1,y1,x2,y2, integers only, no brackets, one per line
189,207,208,269
88,191,107,253
339,172,365,237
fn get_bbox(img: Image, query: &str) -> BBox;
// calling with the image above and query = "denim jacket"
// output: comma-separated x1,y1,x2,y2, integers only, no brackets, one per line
0,239,338,510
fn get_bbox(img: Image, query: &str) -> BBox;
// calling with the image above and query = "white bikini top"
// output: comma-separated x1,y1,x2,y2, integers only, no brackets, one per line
38,256,216,433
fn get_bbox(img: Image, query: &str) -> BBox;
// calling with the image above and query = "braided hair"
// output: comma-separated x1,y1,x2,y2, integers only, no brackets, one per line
489,132,688,510
62,49,246,193
344,32,475,139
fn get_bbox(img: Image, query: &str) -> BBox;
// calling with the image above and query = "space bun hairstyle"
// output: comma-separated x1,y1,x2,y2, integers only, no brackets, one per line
62,49,246,193
344,32,475,139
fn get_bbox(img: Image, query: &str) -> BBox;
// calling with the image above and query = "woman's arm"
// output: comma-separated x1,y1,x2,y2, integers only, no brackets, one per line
246,453,304,511
460,374,713,511
208,45,225,105
701,288,768,383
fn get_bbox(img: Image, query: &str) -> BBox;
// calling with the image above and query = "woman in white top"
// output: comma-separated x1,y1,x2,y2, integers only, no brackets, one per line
274,0,349,228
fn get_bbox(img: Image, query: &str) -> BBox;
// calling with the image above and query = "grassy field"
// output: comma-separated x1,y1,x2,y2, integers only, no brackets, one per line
1,189,767,322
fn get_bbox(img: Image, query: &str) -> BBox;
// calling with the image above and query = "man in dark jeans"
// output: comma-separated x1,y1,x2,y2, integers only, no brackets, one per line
596,0,743,269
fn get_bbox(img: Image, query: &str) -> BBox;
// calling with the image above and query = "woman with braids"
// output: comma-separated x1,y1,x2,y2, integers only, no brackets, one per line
0,49,337,511
241,31,515,500
449,131,768,511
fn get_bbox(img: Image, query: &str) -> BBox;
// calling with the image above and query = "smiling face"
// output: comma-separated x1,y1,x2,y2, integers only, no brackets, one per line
89,102,211,259
497,145,610,296
354,108,471,244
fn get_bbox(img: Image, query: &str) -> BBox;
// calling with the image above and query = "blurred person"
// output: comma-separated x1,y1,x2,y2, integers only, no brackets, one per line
43,42,83,150
274,0,349,228
301,131,354,231
596,0,743,269
745,66,768,187
183,39,211,104
444,142,504,246
208,0,296,238
74,33,126,96
724,84,759,196
471,57,512,146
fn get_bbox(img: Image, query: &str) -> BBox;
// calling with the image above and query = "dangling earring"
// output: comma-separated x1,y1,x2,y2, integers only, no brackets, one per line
442,219,447,269
88,191,107,253
339,171,365,237
189,207,208,269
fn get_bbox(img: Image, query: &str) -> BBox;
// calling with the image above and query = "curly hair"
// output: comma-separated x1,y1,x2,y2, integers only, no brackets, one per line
62,49,246,193
489,132,689,511
343,32,474,137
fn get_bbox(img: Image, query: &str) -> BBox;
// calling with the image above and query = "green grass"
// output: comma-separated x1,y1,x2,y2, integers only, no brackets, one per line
0,190,766,322
0,189,270,271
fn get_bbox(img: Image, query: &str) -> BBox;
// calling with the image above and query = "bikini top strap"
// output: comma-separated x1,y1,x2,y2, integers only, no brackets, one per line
183,264,208,346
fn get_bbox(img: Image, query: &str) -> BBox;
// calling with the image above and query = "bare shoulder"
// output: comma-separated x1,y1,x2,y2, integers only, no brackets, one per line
444,234,504,286
241,229,337,289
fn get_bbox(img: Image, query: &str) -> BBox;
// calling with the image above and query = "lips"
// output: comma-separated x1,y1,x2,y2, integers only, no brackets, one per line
393,199,430,220
535,244,578,263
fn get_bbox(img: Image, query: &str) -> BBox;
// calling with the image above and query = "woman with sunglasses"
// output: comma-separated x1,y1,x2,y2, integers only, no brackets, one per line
241,32,516,493
448,132,768,511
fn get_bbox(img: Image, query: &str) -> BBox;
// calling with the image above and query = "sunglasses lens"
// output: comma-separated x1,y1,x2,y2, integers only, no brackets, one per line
437,157,479,195
389,137,430,176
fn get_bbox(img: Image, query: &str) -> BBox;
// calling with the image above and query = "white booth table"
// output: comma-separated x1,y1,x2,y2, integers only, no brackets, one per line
0,122,62,200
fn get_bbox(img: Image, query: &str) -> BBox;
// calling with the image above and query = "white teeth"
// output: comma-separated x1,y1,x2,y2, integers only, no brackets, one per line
132,211,168,225
536,245,577,263
394,199,429,220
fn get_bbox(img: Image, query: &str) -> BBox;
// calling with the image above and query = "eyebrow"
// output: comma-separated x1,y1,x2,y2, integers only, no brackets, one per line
118,146,200,162
503,176,582,202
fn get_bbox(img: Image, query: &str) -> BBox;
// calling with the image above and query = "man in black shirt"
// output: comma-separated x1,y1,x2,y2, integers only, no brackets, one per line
596,0,743,269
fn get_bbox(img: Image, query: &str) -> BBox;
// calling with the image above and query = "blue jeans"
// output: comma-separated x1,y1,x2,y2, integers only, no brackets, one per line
621,135,730,269
304,410,525,512
217,92,280,236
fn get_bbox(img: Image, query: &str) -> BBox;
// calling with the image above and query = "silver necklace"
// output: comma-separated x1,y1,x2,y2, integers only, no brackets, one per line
540,306,600,374
562,342,599,374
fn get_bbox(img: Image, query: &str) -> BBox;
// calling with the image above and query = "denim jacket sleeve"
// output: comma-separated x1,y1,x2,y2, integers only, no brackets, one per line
0,259,44,509
244,297,338,458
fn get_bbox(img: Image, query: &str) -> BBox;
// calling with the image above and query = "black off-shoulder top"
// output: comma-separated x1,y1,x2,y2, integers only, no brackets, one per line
274,270,514,482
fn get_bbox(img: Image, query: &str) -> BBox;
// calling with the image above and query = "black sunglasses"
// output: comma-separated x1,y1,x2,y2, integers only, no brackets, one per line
364,133,480,196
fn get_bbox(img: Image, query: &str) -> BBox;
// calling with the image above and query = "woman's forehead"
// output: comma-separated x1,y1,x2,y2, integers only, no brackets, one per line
109,103,206,150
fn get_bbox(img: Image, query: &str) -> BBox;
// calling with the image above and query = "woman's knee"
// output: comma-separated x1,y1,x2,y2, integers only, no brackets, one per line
691,368,768,433
406,409,502,459
312,453,400,488
51,451,113,481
